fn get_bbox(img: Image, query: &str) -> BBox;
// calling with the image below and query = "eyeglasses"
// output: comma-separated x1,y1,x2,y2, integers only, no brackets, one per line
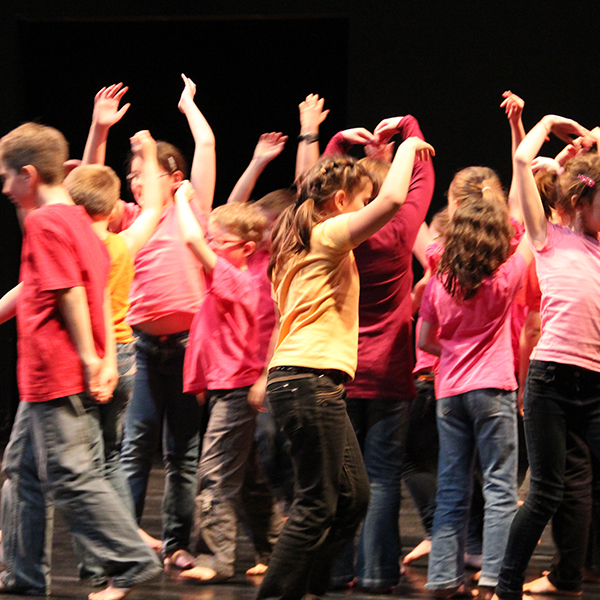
126,171,171,184
205,235,246,249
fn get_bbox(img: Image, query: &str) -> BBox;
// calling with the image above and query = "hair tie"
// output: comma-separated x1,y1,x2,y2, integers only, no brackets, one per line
578,173,595,188
481,186,491,193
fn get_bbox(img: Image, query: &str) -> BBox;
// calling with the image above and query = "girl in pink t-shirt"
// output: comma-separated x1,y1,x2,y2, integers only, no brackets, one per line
494,116,600,600
419,193,531,598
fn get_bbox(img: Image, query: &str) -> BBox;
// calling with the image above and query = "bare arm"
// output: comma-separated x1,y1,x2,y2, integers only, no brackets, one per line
348,136,434,246
82,83,130,165
501,91,526,223
513,115,589,249
0,282,22,324
418,319,441,357
178,73,216,214
227,132,288,204
56,286,104,400
96,290,118,403
247,320,280,412
518,308,540,416
295,94,329,181
118,131,163,258
174,181,217,274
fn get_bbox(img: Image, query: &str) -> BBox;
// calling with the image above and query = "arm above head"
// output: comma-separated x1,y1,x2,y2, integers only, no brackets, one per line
0,282,23,325
323,128,375,157
501,91,526,223
178,73,216,214
227,132,288,204
348,136,435,246
119,130,163,258
295,94,329,181
418,318,441,357
513,115,589,249
174,181,217,274
82,83,130,165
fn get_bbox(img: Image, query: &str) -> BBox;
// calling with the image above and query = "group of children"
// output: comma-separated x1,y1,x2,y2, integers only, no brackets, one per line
1,78,600,600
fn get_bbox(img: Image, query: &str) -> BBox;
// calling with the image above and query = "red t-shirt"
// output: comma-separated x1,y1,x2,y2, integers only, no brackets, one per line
17,204,109,402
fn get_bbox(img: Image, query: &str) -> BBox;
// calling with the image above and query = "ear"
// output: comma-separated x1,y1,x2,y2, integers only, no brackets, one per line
172,170,184,184
20,165,40,190
333,189,347,213
242,240,256,257
571,193,578,208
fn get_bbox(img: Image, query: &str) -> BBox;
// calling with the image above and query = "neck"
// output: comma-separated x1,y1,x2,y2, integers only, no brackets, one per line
90,218,109,240
37,184,74,207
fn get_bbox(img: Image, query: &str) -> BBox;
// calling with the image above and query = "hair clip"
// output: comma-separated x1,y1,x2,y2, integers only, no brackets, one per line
578,173,596,188
167,156,177,173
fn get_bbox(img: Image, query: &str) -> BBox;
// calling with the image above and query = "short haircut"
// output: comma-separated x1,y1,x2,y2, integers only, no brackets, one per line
210,202,268,244
0,122,68,185
254,188,296,220
65,165,121,217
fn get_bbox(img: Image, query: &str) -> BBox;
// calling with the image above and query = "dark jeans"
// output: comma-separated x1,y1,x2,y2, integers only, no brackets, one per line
257,370,370,600
497,360,600,600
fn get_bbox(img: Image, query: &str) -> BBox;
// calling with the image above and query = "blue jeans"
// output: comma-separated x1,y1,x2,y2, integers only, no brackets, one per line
194,386,280,577
332,398,410,588
426,389,518,591
1,395,162,594
257,370,370,600
76,341,137,582
120,330,203,555
497,361,600,600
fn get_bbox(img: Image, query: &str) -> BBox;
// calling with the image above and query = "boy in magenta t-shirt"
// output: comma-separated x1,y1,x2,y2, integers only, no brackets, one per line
0,123,161,600
174,185,270,581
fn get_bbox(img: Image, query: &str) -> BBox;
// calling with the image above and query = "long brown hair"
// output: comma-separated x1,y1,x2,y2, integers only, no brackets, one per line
555,153,600,224
438,196,512,300
268,156,370,281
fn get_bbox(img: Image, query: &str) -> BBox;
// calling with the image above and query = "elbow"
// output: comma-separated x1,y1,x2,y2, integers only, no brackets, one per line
513,152,531,169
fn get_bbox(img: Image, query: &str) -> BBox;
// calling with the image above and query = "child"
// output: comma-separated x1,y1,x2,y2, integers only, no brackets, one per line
257,126,434,600
64,129,163,582
419,193,531,599
493,115,600,600
172,187,269,581
0,122,162,600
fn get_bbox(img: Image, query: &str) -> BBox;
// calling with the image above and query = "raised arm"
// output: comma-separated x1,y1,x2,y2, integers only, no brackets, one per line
501,91,526,223
118,131,163,258
178,73,216,214
82,83,130,165
295,94,329,181
227,132,288,204
513,115,589,248
348,136,434,246
323,128,375,157
174,181,217,274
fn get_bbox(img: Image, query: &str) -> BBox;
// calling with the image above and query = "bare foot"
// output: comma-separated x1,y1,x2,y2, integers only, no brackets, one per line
404,539,431,564
432,584,476,599
164,549,195,570
523,575,582,596
88,584,132,600
246,563,268,576
137,528,161,552
179,566,228,582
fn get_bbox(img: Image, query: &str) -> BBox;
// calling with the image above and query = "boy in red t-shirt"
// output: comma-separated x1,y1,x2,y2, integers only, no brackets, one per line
0,123,161,600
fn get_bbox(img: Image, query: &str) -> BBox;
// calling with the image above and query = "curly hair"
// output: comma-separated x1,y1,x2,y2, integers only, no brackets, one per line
268,156,370,281
438,196,512,300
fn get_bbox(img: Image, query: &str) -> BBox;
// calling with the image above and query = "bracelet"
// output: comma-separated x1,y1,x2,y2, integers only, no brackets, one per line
298,132,319,144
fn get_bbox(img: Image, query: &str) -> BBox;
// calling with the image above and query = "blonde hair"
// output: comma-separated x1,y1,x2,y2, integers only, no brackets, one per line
0,122,68,185
65,165,121,217
449,166,505,207
555,153,600,224
210,202,268,244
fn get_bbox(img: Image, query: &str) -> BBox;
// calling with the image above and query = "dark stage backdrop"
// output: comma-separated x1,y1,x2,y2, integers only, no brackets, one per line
1,0,600,439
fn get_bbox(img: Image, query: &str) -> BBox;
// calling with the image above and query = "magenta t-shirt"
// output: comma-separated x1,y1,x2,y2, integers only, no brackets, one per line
420,252,526,398
183,258,262,393
532,223,600,372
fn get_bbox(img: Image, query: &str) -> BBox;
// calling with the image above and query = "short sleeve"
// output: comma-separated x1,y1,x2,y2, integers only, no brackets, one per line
26,212,83,292
312,213,354,254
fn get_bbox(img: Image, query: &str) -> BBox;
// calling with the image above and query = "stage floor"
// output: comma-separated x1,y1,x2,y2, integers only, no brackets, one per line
0,461,582,599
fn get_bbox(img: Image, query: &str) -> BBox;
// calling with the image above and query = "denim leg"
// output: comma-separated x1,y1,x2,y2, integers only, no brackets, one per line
354,399,409,588
22,397,162,589
193,387,256,577
426,395,474,591
0,401,52,595
470,389,517,588
257,372,370,600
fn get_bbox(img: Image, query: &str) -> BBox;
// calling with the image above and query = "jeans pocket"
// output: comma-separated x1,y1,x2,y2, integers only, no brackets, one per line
315,379,345,407
528,360,556,384
266,373,313,434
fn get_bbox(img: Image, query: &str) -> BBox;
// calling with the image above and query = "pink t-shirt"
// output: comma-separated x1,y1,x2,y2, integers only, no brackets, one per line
119,202,206,327
183,258,262,393
248,245,277,366
531,223,600,372
18,204,109,402
420,252,526,398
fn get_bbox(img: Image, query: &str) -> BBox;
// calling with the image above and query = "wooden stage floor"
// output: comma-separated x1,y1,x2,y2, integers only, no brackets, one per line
0,460,588,600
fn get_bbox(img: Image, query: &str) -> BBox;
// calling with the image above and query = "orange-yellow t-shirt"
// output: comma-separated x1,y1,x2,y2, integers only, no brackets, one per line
270,213,359,379
105,232,135,344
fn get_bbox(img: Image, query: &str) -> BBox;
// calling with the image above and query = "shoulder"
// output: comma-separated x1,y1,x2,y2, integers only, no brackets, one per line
312,213,354,252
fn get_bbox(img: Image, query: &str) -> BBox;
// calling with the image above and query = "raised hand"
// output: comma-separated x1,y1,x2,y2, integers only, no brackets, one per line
409,137,435,161
365,141,395,163
299,93,329,134
542,115,591,145
339,127,375,146
531,156,562,174
178,73,196,113
92,83,130,129
130,130,157,160
374,117,405,145
252,132,288,164
500,90,525,124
